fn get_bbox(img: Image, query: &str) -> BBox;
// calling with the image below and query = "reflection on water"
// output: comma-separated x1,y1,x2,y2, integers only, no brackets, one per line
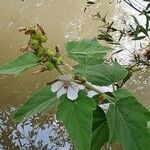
0,108,71,150
0,0,114,107
110,0,150,107
0,108,123,150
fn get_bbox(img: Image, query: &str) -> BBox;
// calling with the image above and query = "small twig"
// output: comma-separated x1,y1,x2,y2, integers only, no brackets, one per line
63,62,74,71
32,68,47,75
46,79,58,85
19,44,30,52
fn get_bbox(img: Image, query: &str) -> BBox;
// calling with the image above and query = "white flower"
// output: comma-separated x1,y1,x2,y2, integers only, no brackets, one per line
51,75,85,100
99,103,110,113
86,82,112,113
87,83,114,98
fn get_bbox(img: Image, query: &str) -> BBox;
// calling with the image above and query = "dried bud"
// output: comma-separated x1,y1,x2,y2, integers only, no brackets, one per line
19,45,30,52
18,27,27,32
37,24,46,35
55,46,61,57
55,46,59,53
99,95,106,103
24,29,34,35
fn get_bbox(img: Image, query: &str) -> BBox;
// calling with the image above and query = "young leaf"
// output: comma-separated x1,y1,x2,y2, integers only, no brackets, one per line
91,107,109,150
132,16,140,25
139,25,149,36
14,86,59,123
97,32,114,43
113,88,134,99
74,62,128,86
0,52,39,75
66,38,111,65
56,91,96,150
107,89,150,150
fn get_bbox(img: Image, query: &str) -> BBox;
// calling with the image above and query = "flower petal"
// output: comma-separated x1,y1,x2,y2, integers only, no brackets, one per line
70,82,85,92
67,85,78,100
87,82,114,93
98,85,114,93
93,85,114,93
87,91,98,98
70,82,80,92
51,81,64,92
78,84,85,90
99,103,110,113
57,86,67,98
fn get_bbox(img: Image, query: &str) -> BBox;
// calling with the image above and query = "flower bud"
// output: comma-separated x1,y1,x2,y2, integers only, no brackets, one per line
37,46,44,56
56,56,63,65
46,48,55,57
46,61,54,70
39,35,48,43
29,39,39,50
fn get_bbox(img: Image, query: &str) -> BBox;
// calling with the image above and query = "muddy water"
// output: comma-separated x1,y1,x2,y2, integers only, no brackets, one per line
0,0,149,149
0,0,114,107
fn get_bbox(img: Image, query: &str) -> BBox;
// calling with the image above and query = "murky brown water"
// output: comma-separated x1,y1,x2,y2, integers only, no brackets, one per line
0,0,114,107
0,0,149,149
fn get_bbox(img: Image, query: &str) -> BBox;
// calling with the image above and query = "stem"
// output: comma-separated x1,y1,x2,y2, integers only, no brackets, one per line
63,62,74,71
112,84,116,92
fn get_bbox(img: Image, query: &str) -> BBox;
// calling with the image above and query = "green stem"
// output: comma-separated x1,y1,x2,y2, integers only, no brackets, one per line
112,84,116,92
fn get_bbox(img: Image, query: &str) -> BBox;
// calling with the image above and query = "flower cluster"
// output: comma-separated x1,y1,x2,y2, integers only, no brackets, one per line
51,75,112,112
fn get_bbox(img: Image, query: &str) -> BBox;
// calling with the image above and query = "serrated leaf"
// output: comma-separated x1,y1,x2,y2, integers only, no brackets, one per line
56,91,96,150
107,89,150,150
66,38,111,65
0,52,39,75
74,62,128,86
91,107,109,150
14,86,59,123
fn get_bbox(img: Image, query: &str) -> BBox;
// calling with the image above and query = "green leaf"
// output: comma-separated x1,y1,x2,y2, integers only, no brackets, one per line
132,16,140,25
0,52,39,75
14,86,59,123
74,62,128,86
97,32,114,42
66,38,111,65
114,88,134,99
91,107,109,150
56,91,96,150
107,89,150,150
147,121,150,134
139,25,149,36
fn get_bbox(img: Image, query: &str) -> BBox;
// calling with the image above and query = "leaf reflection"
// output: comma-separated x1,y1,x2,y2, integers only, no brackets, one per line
0,107,71,150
